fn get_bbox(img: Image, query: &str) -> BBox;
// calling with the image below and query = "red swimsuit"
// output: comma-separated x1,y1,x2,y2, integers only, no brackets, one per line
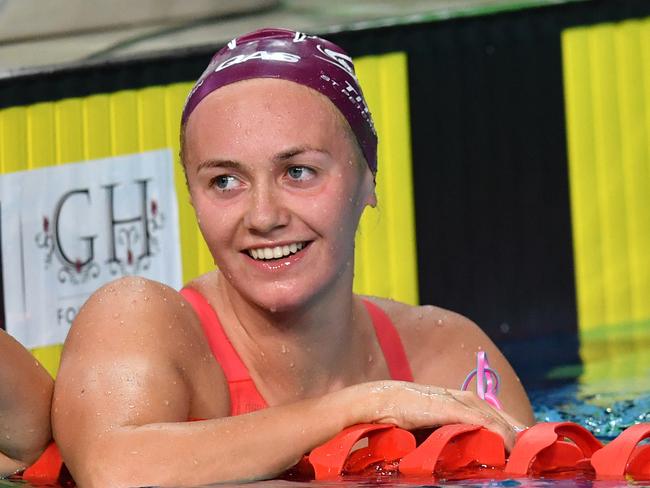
180,287,414,415
23,289,414,483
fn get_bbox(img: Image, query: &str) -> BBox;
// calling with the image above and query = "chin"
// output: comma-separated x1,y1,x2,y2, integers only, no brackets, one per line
249,284,317,314
228,272,332,314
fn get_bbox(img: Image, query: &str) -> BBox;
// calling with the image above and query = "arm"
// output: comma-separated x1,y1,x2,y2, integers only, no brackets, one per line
53,278,520,488
0,330,53,475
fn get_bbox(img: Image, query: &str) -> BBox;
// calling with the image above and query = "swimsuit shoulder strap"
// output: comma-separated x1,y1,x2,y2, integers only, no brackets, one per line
180,287,249,381
362,299,414,382
179,287,267,414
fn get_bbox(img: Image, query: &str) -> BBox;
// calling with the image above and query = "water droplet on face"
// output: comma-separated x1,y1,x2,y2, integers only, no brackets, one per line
144,296,150,301
113,313,120,319
281,344,288,354
289,362,295,368
437,319,443,325
368,354,373,363
164,400,170,406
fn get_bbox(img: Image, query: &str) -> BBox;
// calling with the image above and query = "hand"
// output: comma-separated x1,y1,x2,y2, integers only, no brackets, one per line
361,381,523,450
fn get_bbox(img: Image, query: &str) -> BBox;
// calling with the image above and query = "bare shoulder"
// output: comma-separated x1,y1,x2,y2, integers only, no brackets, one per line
55,276,228,429
61,276,200,354
364,297,477,382
364,297,534,425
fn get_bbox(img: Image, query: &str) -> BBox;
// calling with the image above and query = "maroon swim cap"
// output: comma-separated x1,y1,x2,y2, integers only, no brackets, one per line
182,28,378,173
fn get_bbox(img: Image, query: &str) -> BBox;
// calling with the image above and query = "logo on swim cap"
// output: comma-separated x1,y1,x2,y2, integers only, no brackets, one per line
315,45,356,79
214,51,301,72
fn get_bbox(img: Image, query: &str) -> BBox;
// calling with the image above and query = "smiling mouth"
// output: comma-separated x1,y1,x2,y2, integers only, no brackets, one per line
246,241,310,261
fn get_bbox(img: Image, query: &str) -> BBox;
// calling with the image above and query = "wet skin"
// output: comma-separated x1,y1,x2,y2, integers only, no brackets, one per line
53,78,534,488
0,330,53,476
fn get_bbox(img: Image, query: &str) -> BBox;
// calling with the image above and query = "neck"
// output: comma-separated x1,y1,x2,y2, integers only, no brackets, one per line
213,267,371,403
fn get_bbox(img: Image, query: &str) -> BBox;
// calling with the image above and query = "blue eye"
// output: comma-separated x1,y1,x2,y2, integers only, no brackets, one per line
213,175,240,191
287,166,314,181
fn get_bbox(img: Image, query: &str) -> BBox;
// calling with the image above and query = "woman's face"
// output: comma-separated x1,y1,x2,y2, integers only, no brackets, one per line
183,78,376,312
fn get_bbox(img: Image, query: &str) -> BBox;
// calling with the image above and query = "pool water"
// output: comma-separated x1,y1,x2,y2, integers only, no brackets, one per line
4,338,650,488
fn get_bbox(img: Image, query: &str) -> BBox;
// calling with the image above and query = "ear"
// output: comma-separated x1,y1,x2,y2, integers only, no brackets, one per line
365,186,377,208
361,168,377,208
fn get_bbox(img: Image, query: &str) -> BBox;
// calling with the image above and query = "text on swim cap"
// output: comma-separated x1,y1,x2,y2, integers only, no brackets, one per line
315,45,356,79
215,51,301,72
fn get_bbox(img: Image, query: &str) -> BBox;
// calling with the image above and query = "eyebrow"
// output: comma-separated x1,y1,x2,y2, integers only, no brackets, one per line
195,145,330,173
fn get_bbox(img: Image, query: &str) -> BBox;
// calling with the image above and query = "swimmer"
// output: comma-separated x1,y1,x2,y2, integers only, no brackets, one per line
0,329,53,476
53,28,534,487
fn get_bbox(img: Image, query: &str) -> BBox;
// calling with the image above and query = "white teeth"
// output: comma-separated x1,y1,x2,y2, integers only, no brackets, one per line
248,242,307,260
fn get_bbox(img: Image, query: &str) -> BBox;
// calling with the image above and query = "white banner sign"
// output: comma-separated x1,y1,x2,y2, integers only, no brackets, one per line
1,150,182,348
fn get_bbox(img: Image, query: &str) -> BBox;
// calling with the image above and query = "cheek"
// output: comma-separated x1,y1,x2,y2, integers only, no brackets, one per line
300,180,364,241
191,194,237,249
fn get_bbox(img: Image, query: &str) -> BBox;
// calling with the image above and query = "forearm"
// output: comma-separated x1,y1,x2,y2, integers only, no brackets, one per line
0,335,53,463
0,452,26,478
65,386,364,488
0,382,52,463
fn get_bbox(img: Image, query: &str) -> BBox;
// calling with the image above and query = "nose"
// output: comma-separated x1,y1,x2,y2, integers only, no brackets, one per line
243,183,289,234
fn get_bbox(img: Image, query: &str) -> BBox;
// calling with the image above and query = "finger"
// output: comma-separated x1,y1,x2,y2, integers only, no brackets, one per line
444,391,517,450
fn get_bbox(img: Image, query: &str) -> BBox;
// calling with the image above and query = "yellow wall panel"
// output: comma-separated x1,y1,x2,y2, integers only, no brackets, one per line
83,94,112,160
110,91,139,155
139,87,167,152
31,345,63,378
590,25,632,326
377,53,419,305
615,21,650,323
0,107,28,172
26,103,56,169
563,17,650,383
55,98,85,165
354,52,419,305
